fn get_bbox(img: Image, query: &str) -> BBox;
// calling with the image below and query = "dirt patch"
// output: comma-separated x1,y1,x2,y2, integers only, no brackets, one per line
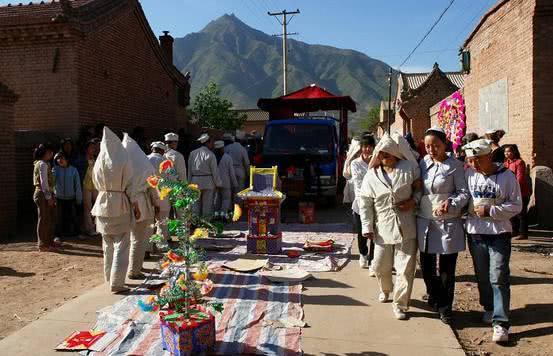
0,237,105,340
452,237,553,356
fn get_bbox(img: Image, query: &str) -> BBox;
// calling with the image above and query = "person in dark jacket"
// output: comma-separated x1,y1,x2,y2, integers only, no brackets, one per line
53,152,83,238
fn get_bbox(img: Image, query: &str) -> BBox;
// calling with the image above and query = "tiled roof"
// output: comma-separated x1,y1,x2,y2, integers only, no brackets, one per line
402,71,464,91
0,1,98,26
232,109,269,122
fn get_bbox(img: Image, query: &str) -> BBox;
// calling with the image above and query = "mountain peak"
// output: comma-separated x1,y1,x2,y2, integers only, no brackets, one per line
201,13,252,34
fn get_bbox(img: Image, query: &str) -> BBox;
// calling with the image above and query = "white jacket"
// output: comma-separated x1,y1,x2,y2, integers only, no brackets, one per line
188,146,221,190
218,153,238,189
359,159,420,244
164,148,187,183
224,142,250,178
350,156,368,214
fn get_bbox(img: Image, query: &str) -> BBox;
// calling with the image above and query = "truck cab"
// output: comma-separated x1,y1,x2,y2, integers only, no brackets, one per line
260,117,339,202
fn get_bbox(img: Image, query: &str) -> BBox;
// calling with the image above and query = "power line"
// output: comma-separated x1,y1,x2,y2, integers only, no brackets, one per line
268,9,300,95
398,0,457,70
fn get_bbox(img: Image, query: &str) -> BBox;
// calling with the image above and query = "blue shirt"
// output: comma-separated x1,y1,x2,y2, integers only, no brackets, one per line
53,165,82,204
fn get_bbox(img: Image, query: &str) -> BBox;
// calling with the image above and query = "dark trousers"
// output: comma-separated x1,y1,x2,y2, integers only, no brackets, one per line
56,198,78,237
33,190,56,248
353,212,374,263
511,196,529,235
420,251,458,313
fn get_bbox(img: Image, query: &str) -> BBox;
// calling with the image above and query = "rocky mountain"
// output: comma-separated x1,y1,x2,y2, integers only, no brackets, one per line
173,14,391,125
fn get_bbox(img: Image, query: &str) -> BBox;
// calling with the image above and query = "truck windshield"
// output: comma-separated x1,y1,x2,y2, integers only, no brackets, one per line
264,124,335,155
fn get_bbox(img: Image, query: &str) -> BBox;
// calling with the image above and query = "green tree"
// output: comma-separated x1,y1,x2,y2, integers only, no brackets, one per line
358,106,380,133
191,82,246,131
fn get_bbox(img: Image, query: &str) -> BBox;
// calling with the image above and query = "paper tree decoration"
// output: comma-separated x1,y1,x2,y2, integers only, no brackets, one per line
140,159,225,355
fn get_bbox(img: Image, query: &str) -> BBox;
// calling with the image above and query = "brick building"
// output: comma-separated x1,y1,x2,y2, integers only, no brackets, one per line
461,0,553,168
392,63,464,142
0,0,190,138
231,109,269,136
0,0,191,233
0,82,18,239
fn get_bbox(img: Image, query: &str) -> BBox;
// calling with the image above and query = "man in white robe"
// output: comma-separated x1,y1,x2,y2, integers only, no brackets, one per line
224,132,250,192
122,134,159,279
188,133,221,217
148,142,170,240
359,132,421,320
214,140,238,214
91,127,140,294
164,132,187,182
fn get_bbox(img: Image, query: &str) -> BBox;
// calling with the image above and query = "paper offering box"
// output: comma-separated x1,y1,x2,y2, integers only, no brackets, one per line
238,166,285,254
159,306,215,356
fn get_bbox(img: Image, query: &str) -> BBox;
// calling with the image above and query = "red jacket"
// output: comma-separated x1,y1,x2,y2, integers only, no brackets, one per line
504,159,530,197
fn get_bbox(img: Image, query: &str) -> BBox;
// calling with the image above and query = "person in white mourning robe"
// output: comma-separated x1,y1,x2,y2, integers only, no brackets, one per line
359,132,421,320
122,134,160,279
224,132,250,192
164,132,187,182
148,141,171,241
91,127,140,294
214,140,238,214
188,133,221,217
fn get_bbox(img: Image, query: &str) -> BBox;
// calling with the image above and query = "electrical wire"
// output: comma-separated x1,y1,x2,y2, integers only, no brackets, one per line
398,0,457,70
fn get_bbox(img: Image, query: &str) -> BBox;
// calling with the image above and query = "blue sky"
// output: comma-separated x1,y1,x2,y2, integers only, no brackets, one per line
0,0,496,72
139,0,497,72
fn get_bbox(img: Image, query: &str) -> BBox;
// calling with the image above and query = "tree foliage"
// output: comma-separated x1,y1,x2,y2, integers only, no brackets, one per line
358,106,381,133
191,82,246,131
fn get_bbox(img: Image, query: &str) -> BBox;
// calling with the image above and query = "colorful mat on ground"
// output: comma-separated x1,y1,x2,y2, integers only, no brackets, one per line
83,269,303,356
203,223,355,272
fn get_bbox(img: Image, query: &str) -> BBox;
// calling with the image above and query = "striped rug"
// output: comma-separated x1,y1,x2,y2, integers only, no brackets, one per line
86,269,303,356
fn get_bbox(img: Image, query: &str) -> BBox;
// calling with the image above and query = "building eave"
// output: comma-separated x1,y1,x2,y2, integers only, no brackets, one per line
463,0,510,48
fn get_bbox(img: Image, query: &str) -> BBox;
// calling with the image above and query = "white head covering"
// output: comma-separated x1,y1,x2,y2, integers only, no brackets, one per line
369,132,417,168
91,127,133,218
426,126,446,135
197,133,210,143
484,129,496,135
164,132,179,142
235,130,246,140
214,140,225,149
150,141,167,151
342,138,361,179
463,139,493,158
122,133,156,192
222,133,234,142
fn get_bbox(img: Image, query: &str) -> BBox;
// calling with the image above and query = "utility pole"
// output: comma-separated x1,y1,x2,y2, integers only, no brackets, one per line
387,67,393,133
268,9,300,95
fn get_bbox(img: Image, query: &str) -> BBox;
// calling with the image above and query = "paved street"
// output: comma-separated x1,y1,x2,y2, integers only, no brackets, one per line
0,204,463,356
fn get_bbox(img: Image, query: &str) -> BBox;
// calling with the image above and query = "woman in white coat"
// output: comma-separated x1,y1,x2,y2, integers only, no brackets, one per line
122,134,160,280
359,132,420,320
91,127,140,293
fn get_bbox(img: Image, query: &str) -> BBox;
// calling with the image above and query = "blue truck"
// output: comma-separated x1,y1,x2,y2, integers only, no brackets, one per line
260,117,341,203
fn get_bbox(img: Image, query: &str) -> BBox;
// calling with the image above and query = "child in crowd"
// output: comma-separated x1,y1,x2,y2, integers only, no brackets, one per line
463,139,522,343
33,144,59,252
53,152,82,239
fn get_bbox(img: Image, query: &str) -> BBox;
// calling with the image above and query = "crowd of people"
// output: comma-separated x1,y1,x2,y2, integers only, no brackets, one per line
343,127,527,343
32,126,252,291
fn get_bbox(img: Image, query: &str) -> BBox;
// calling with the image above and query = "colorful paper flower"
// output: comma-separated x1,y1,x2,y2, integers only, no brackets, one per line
232,204,242,222
167,250,184,263
200,279,213,296
190,228,208,242
187,183,199,191
159,187,172,200
146,175,159,189
161,261,171,269
192,270,209,282
159,159,174,174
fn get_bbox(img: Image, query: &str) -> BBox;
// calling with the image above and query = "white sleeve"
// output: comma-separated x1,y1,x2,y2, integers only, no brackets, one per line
489,172,523,221
358,173,375,235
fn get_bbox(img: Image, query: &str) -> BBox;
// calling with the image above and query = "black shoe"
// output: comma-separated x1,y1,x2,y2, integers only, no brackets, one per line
440,311,453,324
427,296,438,311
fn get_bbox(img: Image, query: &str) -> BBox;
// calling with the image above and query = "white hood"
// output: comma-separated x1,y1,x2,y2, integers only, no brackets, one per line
369,132,417,169
91,127,133,218
122,133,155,193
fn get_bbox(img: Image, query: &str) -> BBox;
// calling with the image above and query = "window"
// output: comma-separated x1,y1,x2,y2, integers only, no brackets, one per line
478,79,508,132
